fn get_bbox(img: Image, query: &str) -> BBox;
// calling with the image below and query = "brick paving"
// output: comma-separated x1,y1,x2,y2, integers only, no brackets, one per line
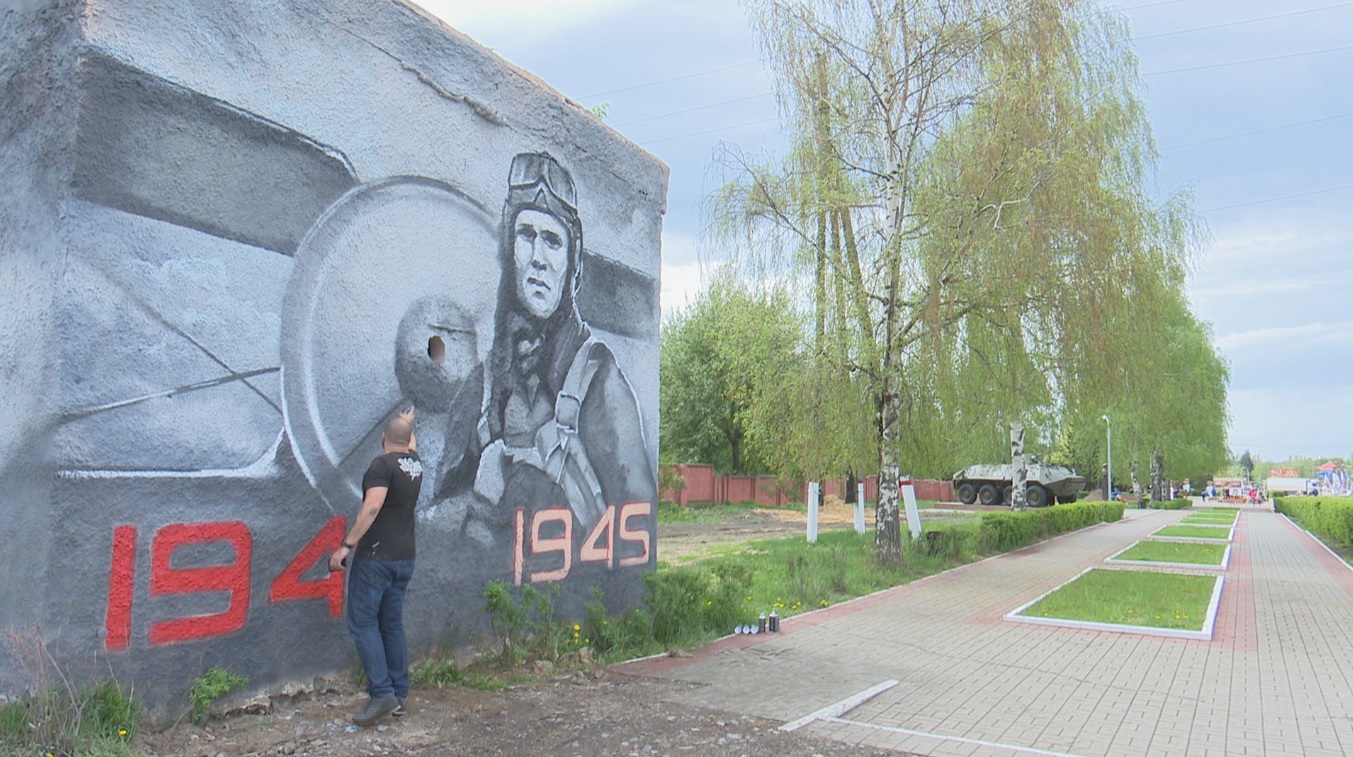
618,505,1353,755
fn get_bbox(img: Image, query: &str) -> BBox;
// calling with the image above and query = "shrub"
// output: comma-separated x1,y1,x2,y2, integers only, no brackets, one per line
977,502,1122,553
1148,498,1192,510
658,465,687,504
1276,496,1353,550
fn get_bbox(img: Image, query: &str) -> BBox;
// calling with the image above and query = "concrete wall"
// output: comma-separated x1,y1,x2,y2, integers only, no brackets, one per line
0,0,666,709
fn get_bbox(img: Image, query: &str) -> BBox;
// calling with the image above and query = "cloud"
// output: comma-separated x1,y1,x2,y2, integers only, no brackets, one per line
659,261,705,323
1216,321,1353,352
659,232,722,322
1228,386,1353,459
1191,276,1311,301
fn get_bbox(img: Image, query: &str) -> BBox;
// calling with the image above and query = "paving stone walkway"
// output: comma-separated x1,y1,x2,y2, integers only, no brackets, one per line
619,505,1353,756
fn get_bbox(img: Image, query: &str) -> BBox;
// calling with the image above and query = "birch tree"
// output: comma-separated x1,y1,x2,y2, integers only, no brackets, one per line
712,0,1206,561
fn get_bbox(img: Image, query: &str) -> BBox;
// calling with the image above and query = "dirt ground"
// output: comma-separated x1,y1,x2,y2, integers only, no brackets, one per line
137,671,899,757
136,502,935,757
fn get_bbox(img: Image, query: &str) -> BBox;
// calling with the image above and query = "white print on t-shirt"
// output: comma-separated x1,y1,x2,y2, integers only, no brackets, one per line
398,457,424,479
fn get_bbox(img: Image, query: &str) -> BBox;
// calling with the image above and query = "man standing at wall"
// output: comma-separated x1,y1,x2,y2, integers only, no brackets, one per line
329,409,422,726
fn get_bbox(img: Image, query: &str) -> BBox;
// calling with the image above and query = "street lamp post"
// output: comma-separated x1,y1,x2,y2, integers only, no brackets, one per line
1102,414,1112,501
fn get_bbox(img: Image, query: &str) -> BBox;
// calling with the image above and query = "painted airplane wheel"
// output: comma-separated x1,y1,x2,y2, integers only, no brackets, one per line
281,176,497,512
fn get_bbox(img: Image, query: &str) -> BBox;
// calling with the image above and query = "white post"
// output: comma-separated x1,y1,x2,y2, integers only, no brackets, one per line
901,479,922,539
854,483,866,534
807,481,820,543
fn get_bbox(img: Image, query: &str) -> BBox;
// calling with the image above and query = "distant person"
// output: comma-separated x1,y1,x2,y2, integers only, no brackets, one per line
329,409,421,727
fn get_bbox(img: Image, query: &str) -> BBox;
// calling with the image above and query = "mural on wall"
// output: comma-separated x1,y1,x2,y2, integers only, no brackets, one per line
284,151,657,586
0,1,665,705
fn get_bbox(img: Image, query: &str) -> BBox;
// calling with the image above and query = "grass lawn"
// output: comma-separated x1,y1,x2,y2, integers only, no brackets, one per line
1113,540,1227,566
1153,524,1231,539
1180,515,1236,526
1182,512,1236,519
1019,569,1217,630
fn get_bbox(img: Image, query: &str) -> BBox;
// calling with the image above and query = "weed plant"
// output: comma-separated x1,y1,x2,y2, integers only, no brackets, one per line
482,581,574,668
0,629,139,757
0,680,140,757
408,656,505,691
188,667,247,724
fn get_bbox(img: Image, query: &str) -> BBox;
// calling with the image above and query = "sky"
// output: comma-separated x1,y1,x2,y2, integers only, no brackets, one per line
418,0,1353,463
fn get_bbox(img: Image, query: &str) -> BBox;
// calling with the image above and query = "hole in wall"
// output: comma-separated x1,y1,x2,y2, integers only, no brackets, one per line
428,335,446,363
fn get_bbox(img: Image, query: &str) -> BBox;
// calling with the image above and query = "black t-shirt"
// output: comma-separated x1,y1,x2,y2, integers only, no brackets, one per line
356,451,422,561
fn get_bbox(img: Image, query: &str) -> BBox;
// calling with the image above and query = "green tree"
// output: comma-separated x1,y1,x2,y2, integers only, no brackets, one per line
659,281,807,475
713,0,1210,561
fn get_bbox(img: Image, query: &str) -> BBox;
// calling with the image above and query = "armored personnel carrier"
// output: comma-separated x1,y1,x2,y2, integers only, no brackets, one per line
952,459,1085,507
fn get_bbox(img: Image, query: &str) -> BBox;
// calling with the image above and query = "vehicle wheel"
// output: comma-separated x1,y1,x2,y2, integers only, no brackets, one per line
978,484,1000,506
1027,484,1049,508
1002,486,1013,505
956,482,977,505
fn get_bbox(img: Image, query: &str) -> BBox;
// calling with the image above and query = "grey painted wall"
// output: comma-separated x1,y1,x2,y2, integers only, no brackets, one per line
0,0,666,710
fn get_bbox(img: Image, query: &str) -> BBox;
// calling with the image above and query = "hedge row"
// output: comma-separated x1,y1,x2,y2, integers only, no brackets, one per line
1273,495,1353,550
977,501,1125,553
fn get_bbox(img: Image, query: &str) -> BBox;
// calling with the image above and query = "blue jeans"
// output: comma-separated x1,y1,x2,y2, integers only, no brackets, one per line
346,557,415,699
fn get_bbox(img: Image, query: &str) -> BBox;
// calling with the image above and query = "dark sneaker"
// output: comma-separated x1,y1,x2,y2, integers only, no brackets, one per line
391,696,407,717
353,696,398,726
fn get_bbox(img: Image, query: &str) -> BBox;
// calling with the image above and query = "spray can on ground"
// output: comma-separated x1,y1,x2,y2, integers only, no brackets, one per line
768,610,779,633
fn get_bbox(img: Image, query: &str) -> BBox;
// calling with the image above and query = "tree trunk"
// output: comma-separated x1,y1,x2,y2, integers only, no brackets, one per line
1010,422,1026,510
875,376,903,563
1150,448,1165,502
875,459,902,563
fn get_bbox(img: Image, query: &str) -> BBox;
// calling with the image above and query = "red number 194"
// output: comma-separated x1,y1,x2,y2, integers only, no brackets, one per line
104,517,345,651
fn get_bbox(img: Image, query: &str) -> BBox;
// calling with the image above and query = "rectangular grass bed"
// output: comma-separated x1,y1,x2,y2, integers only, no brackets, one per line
1108,539,1229,568
1152,524,1232,540
1179,517,1236,527
1009,568,1222,639
1181,513,1237,521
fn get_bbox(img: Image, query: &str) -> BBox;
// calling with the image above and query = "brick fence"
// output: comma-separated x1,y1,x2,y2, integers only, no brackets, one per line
664,464,953,507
